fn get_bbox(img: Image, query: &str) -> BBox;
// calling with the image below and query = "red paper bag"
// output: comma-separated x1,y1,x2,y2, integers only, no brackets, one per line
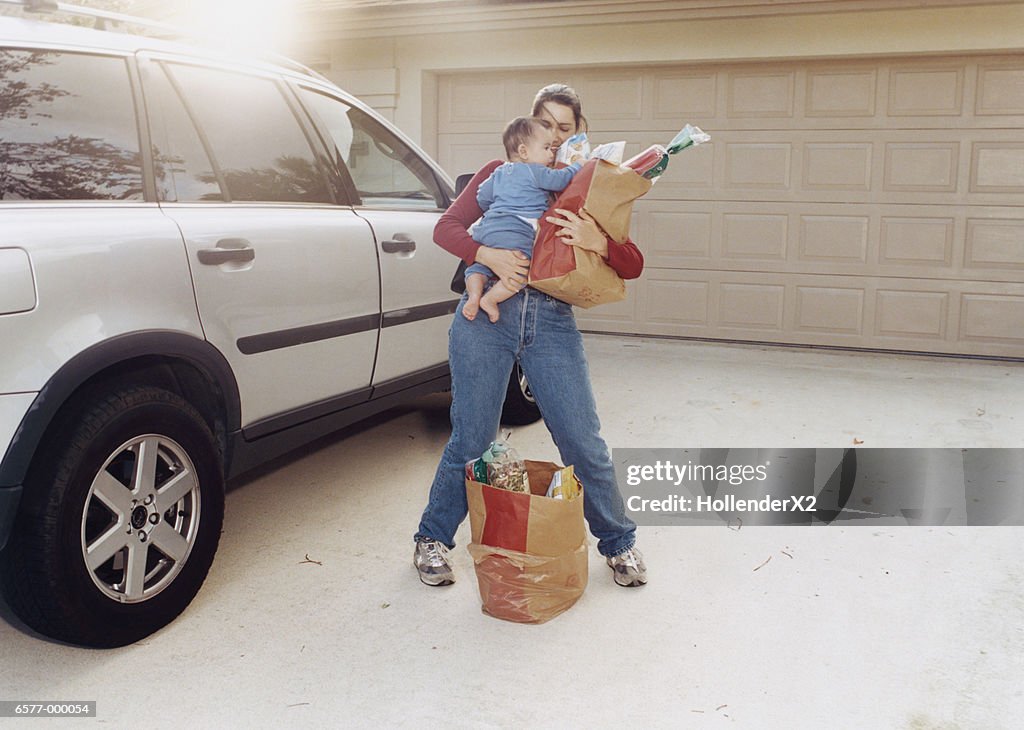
465,460,588,624
528,159,651,308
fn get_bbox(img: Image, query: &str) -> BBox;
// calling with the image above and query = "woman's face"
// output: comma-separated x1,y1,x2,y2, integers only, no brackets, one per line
535,102,577,150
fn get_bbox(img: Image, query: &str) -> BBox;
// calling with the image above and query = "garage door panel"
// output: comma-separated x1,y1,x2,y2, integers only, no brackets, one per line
961,295,1024,345
795,286,866,335
976,62,1024,115
965,219,1024,271
802,142,873,191
575,72,646,122
799,215,870,263
652,72,717,119
806,69,878,117
876,290,950,341
727,70,797,118
719,283,785,331
888,66,965,116
971,142,1024,192
439,54,1024,357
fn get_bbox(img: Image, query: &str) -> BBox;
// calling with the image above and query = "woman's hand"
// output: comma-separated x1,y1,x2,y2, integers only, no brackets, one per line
545,208,609,258
474,246,531,292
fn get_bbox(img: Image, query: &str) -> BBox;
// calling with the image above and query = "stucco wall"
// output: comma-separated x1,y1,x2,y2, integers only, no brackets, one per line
316,2,1024,154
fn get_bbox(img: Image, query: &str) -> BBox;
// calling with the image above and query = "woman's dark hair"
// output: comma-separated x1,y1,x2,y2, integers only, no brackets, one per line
502,116,550,159
531,83,588,133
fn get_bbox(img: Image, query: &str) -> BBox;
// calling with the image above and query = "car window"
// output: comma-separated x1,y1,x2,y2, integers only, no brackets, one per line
0,50,143,201
143,62,223,202
299,88,445,209
165,63,331,204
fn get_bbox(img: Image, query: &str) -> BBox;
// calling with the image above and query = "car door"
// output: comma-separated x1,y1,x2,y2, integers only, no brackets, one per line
139,56,381,432
294,87,457,389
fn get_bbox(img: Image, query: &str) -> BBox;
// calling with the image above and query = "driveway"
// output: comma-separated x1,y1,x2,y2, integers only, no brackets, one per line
2,335,1021,728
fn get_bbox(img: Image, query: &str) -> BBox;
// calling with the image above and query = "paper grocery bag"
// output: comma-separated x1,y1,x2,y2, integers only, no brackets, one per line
529,159,651,308
465,460,588,624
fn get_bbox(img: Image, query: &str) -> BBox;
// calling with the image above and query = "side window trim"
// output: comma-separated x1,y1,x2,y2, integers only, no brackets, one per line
296,84,447,212
278,80,346,207
153,59,232,202
290,82,362,207
125,54,158,203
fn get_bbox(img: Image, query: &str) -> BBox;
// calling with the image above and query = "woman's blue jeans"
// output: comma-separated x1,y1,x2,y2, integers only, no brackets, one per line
415,287,636,557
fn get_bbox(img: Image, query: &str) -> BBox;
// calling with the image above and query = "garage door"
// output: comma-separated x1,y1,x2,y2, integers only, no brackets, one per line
436,56,1024,358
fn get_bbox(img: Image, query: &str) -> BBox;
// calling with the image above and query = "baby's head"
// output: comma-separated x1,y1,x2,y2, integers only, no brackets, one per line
502,116,555,166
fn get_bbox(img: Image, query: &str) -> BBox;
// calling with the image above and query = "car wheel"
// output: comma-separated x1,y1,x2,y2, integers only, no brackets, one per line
500,363,542,426
0,386,224,647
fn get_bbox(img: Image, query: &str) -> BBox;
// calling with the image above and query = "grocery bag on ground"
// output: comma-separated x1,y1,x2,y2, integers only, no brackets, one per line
528,159,650,308
465,460,587,624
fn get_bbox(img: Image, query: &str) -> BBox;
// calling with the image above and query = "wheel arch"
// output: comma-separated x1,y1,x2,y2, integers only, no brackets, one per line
0,331,241,492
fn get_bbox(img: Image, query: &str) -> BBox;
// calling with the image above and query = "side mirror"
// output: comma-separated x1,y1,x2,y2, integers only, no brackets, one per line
455,173,473,197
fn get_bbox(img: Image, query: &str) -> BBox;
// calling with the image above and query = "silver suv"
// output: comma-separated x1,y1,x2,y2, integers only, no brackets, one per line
0,5,537,647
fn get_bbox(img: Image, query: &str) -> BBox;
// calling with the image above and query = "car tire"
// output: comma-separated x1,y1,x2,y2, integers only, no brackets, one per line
0,386,224,648
500,363,542,426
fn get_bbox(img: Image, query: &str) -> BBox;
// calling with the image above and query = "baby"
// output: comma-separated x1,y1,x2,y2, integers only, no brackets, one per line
463,116,582,322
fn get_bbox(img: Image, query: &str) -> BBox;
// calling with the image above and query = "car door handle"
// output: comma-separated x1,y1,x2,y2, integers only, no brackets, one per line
381,234,416,254
197,238,255,265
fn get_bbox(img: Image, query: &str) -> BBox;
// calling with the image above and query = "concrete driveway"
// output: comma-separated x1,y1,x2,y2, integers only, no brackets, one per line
2,336,1021,728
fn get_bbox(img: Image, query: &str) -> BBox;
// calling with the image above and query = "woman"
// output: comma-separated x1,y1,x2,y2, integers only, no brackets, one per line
414,84,647,588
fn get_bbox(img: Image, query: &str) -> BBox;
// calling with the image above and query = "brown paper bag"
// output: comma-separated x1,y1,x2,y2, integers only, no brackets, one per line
529,159,651,308
465,460,588,624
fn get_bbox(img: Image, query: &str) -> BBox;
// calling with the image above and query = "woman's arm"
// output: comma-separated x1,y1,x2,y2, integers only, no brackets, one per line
434,159,531,289
433,160,502,265
606,237,644,280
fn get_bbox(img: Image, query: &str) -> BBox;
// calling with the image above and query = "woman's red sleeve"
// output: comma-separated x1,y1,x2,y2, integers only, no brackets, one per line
607,238,644,280
434,160,503,265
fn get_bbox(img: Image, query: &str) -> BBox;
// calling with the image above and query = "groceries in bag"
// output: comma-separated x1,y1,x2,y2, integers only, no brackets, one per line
465,440,530,493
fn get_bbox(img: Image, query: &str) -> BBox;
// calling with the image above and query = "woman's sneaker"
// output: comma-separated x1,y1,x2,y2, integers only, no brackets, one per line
606,546,647,587
413,537,455,586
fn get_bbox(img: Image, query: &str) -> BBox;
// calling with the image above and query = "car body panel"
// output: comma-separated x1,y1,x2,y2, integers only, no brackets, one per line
0,206,206,393
163,204,383,426
357,209,458,384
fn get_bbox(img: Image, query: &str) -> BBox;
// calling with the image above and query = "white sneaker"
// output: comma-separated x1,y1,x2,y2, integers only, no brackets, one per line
413,538,455,586
606,546,647,587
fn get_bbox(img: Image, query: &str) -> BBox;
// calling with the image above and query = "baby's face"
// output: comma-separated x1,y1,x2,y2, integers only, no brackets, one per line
520,127,556,166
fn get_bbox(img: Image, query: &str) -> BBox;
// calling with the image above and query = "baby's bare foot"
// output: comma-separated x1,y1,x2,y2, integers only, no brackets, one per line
462,295,480,321
480,298,500,323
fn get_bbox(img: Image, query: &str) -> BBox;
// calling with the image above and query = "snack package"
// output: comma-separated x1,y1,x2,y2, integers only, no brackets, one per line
465,457,489,484
590,141,626,165
477,440,530,493
545,464,582,501
556,132,590,166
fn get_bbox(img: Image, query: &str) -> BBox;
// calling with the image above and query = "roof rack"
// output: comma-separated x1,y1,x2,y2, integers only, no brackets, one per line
0,0,331,83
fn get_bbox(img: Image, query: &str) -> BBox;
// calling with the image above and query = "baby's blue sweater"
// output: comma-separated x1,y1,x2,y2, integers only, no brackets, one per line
473,161,582,249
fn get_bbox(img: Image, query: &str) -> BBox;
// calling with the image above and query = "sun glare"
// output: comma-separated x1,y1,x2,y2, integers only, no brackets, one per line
170,0,297,54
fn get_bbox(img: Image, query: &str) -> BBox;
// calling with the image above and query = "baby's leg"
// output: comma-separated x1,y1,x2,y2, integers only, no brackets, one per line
462,273,486,320
479,281,517,323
